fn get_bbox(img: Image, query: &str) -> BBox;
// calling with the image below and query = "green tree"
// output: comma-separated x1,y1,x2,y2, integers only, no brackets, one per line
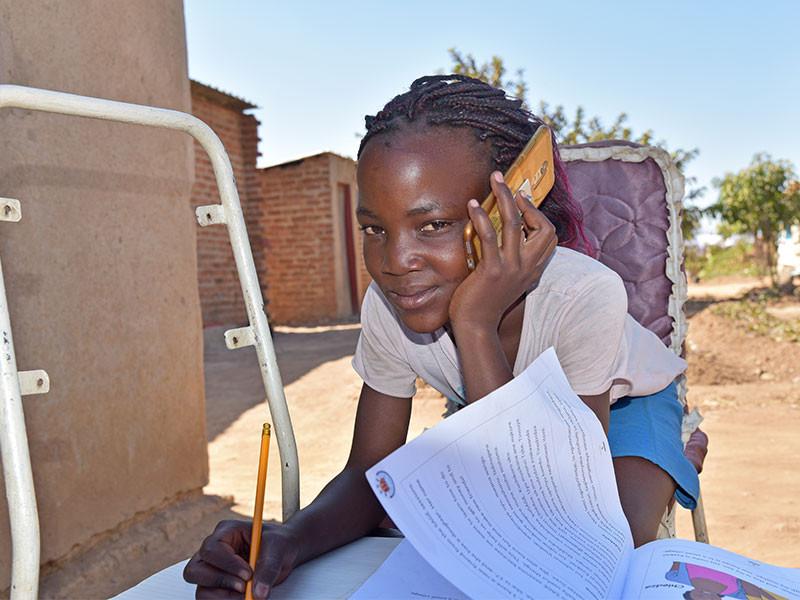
706,154,800,286
449,48,528,103
681,203,704,243
446,48,705,232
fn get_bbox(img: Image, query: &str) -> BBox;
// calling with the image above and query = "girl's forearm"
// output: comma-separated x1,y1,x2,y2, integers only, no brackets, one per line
282,466,386,566
450,324,513,404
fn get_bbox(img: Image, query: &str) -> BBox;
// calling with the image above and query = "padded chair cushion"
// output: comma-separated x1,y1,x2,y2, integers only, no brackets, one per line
563,144,673,346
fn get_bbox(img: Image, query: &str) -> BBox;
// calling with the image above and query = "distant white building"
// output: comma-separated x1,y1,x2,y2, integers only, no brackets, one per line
777,224,800,279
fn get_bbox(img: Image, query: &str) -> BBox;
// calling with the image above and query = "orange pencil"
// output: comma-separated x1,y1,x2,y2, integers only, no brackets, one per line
245,423,271,600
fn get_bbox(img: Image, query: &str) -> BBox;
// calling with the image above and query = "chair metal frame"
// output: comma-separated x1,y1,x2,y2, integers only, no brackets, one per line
0,84,300,599
560,143,709,543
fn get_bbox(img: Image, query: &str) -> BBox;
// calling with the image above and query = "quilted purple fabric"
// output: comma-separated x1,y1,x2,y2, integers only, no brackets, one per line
563,142,674,346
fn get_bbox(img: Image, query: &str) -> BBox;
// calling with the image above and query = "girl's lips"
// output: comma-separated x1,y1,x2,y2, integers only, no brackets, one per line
388,286,439,311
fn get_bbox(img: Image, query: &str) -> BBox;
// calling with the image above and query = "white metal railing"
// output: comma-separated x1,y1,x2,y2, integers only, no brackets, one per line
0,84,300,599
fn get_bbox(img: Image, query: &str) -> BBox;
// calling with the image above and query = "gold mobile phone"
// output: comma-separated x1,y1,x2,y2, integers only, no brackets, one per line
463,126,555,270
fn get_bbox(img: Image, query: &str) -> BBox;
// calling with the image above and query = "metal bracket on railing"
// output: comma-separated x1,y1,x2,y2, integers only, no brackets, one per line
195,204,226,227
224,326,255,350
1,198,22,222
18,370,50,396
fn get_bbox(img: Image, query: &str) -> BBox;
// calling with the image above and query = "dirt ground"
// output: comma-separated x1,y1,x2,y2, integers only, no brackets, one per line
40,278,800,598
674,279,800,565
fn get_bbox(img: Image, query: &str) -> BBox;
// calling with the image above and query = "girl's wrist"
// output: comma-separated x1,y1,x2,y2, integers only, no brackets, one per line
277,520,308,567
449,302,503,333
449,319,501,345
449,320,512,404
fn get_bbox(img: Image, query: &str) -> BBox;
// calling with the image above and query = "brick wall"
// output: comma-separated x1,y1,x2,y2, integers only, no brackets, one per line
190,81,266,326
330,154,372,304
259,153,369,324
190,81,370,327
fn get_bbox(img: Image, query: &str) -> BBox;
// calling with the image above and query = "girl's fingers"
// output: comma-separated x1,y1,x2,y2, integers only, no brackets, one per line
467,199,501,265
183,556,247,593
196,586,242,600
525,225,558,273
490,171,522,255
516,191,536,241
515,191,551,233
252,556,285,600
515,192,557,268
197,537,252,578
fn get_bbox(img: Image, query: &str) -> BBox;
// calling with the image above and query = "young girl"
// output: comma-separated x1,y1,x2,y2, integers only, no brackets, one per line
184,74,700,599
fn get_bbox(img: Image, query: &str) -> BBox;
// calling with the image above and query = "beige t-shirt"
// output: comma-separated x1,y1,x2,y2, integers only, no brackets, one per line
351,247,686,405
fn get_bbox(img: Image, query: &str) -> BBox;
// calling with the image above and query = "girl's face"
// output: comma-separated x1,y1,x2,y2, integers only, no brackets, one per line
356,125,493,333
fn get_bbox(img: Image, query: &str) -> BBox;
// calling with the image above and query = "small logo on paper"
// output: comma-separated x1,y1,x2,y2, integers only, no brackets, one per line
375,471,395,498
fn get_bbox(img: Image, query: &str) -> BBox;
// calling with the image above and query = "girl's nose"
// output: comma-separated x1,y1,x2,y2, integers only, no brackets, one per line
382,234,423,275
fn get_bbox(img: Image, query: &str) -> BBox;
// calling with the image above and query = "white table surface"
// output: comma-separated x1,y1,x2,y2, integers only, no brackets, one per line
112,536,403,599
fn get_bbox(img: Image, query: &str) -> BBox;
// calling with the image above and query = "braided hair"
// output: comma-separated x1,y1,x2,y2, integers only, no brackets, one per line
358,74,593,255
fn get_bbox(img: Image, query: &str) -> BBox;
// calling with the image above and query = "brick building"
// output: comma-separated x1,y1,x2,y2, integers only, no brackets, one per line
259,152,370,324
190,80,267,326
190,81,369,326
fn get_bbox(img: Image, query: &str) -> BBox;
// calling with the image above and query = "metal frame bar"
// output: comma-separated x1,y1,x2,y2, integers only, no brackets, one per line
0,84,300,598
0,253,41,599
560,143,709,543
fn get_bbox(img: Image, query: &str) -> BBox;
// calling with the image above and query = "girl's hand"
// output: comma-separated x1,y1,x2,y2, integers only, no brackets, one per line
449,171,557,331
183,519,300,599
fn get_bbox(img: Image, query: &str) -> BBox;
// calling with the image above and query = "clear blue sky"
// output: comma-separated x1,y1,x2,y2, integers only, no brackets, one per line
185,1,799,212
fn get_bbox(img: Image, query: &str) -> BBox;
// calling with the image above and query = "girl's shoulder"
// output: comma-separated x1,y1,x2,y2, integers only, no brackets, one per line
361,281,400,327
361,282,424,336
536,247,623,299
362,280,390,312
360,282,432,348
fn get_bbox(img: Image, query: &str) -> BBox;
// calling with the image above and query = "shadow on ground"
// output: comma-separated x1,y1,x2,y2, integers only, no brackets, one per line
203,324,361,441
685,284,781,318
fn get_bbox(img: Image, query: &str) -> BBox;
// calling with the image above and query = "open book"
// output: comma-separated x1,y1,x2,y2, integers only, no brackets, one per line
355,348,800,600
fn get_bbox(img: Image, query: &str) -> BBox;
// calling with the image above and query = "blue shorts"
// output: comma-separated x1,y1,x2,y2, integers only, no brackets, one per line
608,381,700,509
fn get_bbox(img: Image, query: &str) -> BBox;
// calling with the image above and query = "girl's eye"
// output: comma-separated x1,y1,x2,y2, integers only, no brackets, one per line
420,220,452,233
359,225,384,236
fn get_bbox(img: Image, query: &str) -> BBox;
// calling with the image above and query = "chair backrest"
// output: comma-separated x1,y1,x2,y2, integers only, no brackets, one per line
561,141,687,357
562,143,712,542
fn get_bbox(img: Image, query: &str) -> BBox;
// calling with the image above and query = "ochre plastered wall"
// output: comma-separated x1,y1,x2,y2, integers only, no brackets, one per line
0,0,206,588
